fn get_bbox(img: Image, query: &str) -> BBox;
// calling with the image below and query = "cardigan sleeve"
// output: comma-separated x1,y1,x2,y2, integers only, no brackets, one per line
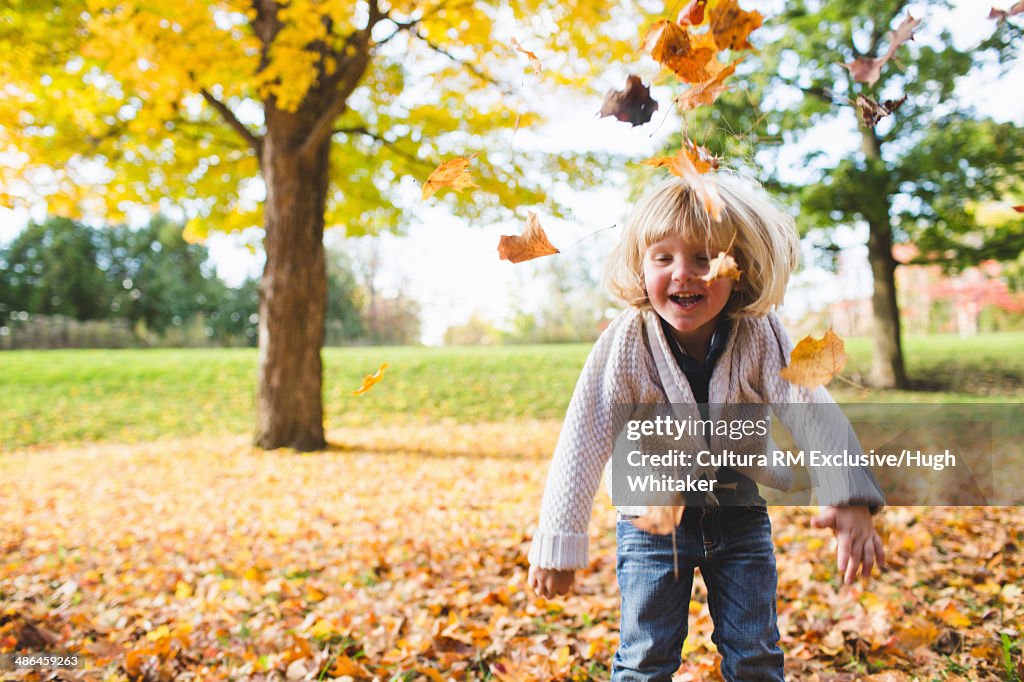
762,314,885,510
528,311,643,570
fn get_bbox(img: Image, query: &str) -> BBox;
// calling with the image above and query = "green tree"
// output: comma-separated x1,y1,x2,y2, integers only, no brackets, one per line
690,0,1023,387
0,0,639,449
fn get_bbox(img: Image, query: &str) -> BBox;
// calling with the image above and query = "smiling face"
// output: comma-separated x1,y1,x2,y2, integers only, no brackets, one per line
642,234,734,355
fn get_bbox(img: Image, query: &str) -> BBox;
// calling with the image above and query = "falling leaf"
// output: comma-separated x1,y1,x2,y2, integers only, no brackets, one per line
855,94,908,127
497,212,559,264
182,218,207,244
677,0,708,26
644,20,724,83
780,329,847,389
598,75,659,127
842,14,921,86
701,252,742,283
709,0,763,51
511,37,542,75
421,155,478,200
642,144,724,220
642,138,719,175
675,58,742,111
989,1,1024,21
351,362,389,396
1012,205,1024,212
633,506,685,535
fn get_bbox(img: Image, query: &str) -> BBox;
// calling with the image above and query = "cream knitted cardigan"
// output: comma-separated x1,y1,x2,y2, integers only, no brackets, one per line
528,307,885,570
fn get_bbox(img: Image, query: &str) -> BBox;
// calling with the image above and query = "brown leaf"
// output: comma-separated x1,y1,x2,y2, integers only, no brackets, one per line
989,1,1024,21
842,14,921,86
497,212,559,263
675,58,742,111
701,252,742,283
780,329,847,389
599,75,659,127
644,20,724,83
855,94,908,127
677,0,708,26
632,506,685,535
511,37,542,75
351,362,388,396
709,0,764,51
422,155,478,200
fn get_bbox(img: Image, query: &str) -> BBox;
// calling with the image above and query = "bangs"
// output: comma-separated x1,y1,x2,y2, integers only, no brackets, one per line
635,184,734,255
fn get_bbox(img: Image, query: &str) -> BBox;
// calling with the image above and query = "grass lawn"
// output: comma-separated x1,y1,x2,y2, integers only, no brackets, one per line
1,332,1021,450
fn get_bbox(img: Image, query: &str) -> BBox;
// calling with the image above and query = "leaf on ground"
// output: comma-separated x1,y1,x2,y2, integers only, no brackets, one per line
780,329,847,389
498,212,559,264
632,506,685,535
677,0,708,26
675,58,742,111
421,155,478,200
511,37,542,75
599,75,659,126
709,0,763,51
855,94,908,127
644,20,724,83
701,252,742,283
351,362,389,396
842,14,921,86
989,1,1024,21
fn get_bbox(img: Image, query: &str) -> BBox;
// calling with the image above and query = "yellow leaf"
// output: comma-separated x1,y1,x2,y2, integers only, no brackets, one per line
497,212,560,264
174,580,193,599
701,252,742,284
146,625,171,641
422,155,478,200
780,329,847,389
351,362,389,396
935,601,971,628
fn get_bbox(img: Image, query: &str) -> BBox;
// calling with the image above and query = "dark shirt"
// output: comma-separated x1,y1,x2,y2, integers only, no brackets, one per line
659,314,762,506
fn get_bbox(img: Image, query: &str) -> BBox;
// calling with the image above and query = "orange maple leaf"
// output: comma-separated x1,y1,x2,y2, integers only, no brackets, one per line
675,58,742,111
351,362,389,396
511,37,542,74
709,0,764,51
642,144,724,220
842,14,921,86
677,0,708,26
780,329,847,389
701,251,742,283
641,138,719,175
644,20,724,83
497,212,559,263
633,505,685,535
422,155,478,200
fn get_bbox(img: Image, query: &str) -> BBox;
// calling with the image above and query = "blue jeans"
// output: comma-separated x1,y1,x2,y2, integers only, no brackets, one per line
613,506,784,681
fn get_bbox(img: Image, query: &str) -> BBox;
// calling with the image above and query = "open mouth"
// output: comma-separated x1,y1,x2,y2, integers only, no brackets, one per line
669,293,704,309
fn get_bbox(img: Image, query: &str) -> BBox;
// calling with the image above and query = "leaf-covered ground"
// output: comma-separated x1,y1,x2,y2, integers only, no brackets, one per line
2,422,1022,681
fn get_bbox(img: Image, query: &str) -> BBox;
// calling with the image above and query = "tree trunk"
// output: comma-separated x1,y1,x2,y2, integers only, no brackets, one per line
254,121,330,451
860,128,908,389
865,219,907,388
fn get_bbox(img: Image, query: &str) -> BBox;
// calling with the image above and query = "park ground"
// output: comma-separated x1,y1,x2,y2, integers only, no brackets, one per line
1,333,1023,681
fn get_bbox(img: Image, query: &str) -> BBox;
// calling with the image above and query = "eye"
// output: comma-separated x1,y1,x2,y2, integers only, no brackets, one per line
696,255,710,263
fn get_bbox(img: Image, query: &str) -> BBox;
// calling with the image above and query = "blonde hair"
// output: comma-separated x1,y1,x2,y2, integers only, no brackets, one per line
603,173,800,318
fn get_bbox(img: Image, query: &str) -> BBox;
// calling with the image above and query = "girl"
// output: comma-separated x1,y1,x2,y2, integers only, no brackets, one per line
527,174,885,681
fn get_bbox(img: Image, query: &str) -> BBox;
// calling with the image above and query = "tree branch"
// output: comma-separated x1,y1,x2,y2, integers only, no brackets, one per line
333,126,431,168
411,29,509,93
200,88,263,158
298,0,384,160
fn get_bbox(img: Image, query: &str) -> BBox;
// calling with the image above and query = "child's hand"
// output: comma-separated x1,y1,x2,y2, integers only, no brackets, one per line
528,565,576,598
811,506,885,585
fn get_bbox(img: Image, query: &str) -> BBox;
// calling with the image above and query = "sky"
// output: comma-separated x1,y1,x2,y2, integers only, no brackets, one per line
1,0,1021,344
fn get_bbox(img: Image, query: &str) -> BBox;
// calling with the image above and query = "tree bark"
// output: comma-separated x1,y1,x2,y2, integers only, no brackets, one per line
861,128,908,389
254,116,331,451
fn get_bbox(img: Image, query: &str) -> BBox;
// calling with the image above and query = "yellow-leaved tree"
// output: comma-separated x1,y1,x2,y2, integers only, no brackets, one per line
0,0,643,449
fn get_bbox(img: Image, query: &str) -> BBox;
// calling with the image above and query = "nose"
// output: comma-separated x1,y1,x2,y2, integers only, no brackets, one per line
671,258,698,282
